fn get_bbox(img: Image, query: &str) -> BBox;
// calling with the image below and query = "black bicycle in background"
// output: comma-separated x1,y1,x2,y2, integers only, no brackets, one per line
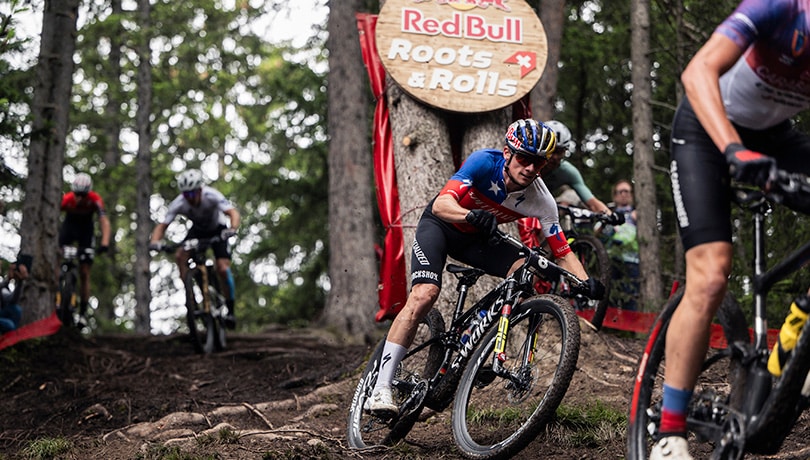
348,229,587,459
153,236,228,354
56,245,95,329
627,170,810,459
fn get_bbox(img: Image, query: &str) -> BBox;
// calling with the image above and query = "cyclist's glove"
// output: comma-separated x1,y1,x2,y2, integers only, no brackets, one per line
97,245,109,255
606,212,625,226
220,228,237,240
584,278,606,300
724,143,776,188
465,209,498,236
148,242,163,252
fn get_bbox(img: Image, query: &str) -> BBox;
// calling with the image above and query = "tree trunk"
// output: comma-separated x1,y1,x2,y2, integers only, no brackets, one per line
134,0,153,333
630,0,662,310
20,0,80,323
531,0,565,121
321,0,378,343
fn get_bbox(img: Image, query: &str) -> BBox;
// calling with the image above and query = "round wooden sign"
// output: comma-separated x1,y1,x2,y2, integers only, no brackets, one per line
376,0,548,113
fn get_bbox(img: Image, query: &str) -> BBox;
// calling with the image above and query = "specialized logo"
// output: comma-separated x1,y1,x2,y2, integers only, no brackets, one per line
413,240,430,265
515,194,526,206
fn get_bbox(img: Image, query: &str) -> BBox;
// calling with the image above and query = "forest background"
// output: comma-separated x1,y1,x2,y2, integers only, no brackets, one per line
1,0,810,342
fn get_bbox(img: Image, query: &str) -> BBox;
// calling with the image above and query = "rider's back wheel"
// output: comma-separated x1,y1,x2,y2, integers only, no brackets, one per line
452,295,580,459
626,287,749,460
184,268,217,354
569,234,611,330
347,308,445,449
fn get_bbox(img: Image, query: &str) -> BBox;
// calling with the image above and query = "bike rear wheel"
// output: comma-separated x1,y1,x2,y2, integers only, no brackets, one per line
452,295,580,459
569,234,611,330
626,287,749,460
184,268,217,354
207,268,227,352
347,308,445,449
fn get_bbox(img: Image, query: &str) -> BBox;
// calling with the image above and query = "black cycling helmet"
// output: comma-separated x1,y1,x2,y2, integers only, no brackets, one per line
505,119,557,159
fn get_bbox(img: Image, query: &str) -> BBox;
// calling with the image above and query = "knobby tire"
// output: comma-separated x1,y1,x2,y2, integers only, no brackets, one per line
347,308,445,449
184,268,217,354
569,235,611,330
452,295,581,459
626,287,749,460
57,271,77,327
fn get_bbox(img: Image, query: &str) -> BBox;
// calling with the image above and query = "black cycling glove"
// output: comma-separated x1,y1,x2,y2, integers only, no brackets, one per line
606,212,625,226
465,209,498,236
724,143,776,188
584,278,605,300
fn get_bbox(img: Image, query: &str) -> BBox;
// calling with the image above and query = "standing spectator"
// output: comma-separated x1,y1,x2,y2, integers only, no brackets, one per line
0,258,29,333
59,173,111,323
606,179,639,310
149,169,241,329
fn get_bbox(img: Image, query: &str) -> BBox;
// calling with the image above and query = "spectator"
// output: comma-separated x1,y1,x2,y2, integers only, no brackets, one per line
606,179,639,310
59,173,111,323
0,257,29,334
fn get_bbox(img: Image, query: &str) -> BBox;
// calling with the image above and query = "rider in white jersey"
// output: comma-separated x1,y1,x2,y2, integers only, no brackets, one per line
149,169,241,329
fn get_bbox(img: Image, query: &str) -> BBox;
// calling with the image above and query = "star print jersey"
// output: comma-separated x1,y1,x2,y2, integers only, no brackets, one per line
61,191,106,226
716,0,810,128
161,186,235,233
438,149,571,257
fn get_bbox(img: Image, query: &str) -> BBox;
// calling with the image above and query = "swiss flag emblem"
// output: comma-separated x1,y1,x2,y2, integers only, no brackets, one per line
504,51,537,79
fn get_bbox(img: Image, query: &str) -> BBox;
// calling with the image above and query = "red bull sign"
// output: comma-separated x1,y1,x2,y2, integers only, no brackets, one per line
376,0,547,113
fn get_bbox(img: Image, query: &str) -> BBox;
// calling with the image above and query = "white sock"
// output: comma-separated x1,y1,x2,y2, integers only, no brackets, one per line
375,340,407,390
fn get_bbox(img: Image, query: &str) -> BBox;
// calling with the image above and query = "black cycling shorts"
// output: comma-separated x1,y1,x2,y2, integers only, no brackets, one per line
410,205,523,288
670,97,810,251
187,225,231,260
59,219,96,264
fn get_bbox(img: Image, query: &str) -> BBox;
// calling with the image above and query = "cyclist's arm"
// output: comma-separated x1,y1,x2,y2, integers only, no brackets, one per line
150,223,168,244
99,214,111,247
432,193,472,223
555,250,588,280
584,196,610,214
558,163,611,214
681,32,745,152
223,207,240,231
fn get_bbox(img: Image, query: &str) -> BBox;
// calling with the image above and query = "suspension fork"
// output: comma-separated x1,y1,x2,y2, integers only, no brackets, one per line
492,278,519,374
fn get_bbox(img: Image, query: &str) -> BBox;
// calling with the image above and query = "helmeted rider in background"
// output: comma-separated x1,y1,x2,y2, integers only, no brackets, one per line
367,119,605,416
59,173,111,323
519,120,622,249
149,169,241,329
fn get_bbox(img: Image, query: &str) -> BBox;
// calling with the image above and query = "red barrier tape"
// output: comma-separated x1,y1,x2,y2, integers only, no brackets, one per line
0,312,62,351
579,306,778,350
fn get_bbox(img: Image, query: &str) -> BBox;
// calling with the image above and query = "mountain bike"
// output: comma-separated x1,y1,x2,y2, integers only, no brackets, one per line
55,245,94,328
534,204,615,330
348,229,586,459
627,170,810,459
154,236,228,354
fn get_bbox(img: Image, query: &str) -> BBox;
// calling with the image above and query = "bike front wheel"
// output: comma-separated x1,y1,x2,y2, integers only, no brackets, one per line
347,308,445,449
452,295,581,459
569,234,611,330
626,287,749,460
57,271,78,327
184,268,217,354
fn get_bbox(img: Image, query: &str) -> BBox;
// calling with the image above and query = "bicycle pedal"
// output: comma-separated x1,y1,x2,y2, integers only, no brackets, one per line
399,380,428,419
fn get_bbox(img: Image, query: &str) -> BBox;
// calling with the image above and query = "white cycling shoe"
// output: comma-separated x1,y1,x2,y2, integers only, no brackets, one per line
650,436,693,460
366,387,398,417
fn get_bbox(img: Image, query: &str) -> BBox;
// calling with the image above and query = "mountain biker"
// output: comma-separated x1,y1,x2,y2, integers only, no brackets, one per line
59,173,111,322
519,120,622,249
367,119,606,416
149,169,240,329
652,1,810,459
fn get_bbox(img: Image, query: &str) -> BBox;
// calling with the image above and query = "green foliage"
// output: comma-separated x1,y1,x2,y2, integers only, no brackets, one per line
21,437,74,459
551,401,627,448
135,443,219,460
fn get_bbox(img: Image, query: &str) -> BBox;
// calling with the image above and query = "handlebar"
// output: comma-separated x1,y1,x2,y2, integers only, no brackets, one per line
152,235,224,255
557,204,620,225
768,170,810,215
493,229,589,294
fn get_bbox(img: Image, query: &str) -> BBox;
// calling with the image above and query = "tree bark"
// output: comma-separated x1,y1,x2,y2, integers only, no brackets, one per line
630,0,662,310
20,0,80,323
531,0,564,121
134,0,153,333
322,0,378,343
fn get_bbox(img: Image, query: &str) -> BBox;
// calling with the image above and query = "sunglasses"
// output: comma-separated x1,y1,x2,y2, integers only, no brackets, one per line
182,190,200,199
511,152,547,168
614,189,632,195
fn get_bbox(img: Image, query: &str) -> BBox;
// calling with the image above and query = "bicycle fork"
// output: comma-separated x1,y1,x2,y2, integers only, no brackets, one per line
491,280,538,385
